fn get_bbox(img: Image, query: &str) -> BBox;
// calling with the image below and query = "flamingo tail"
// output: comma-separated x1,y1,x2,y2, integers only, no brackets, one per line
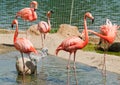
30,47,38,54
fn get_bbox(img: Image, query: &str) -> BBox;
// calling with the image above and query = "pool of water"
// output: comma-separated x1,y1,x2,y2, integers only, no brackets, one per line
0,51,120,85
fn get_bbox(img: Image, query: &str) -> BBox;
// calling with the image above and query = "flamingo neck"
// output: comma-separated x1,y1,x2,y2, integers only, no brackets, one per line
48,17,51,30
83,16,89,45
31,8,37,21
88,30,113,44
14,24,18,43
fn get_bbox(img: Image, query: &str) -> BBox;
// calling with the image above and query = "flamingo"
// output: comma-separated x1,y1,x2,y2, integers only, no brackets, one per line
15,1,38,38
88,19,119,75
15,1,38,22
11,19,38,76
55,12,94,69
37,10,53,48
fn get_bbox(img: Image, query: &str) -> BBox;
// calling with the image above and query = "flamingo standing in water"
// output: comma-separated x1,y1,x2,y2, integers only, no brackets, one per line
11,19,38,76
37,10,53,48
88,19,119,75
55,12,94,69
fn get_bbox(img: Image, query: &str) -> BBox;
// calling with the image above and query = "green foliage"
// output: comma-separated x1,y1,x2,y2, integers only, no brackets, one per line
83,43,120,56
83,43,96,51
50,28,58,33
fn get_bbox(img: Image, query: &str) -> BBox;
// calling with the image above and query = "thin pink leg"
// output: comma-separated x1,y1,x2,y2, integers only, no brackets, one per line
73,68,78,85
40,33,44,48
73,51,76,69
67,53,71,69
67,69,70,85
21,52,25,79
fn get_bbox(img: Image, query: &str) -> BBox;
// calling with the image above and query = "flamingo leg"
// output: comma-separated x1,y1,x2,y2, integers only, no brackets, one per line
73,51,76,69
101,43,109,79
21,52,25,77
40,33,44,48
28,53,37,75
67,53,71,69
44,34,46,40
28,53,32,62
102,52,106,76
73,68,78,85
67,69,70,85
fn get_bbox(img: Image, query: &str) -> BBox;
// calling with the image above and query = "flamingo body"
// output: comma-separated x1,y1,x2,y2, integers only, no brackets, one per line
56,36,87,55
14,38,37,54
16,8,37,21
37,21,50,33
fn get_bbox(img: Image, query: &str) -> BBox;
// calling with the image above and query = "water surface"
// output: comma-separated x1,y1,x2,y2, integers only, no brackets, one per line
0,51,120,85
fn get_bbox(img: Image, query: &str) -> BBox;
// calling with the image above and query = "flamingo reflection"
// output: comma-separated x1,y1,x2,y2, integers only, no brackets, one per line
67,69,78,85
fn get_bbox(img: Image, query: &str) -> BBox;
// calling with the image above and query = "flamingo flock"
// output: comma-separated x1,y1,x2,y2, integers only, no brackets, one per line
9,0,120,83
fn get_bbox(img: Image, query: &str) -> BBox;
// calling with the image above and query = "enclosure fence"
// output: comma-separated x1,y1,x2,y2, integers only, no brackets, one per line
0,0,119,31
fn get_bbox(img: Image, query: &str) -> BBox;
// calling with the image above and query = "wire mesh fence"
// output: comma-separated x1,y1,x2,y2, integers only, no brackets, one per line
0,0,119,31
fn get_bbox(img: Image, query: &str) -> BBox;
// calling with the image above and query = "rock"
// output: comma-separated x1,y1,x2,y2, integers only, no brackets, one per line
16,57,36,75
108,42,120,52
27,24,40,35
57,24,81,37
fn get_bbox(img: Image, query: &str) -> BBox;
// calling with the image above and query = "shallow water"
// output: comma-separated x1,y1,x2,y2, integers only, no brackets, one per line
0,51,120,85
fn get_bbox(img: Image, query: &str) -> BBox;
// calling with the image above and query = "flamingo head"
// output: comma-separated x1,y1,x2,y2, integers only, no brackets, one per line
30,1,38,10
85,12,94,24
47,10,54,18
11,19,18,28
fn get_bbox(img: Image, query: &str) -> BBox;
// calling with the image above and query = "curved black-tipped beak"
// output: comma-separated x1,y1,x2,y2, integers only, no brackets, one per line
50,10,54,13
92,19,94,24
34,9,37,11
11,24,14,28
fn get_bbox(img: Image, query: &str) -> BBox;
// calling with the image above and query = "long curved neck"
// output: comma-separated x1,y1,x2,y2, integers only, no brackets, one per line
83,15,89,45
47,17,51,30
31,8,37,20
88,30,114,44
33,10,37,20
14,23,18,43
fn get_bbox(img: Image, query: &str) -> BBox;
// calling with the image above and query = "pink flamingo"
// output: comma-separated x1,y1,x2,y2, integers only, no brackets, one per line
15,1,38,22
37,10,53,48
56,12,94,69
88,19,119,75
11,19,38,76
15,1,38,38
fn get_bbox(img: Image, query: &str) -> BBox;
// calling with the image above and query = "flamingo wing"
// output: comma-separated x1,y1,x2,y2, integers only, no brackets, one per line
56,37,84,53
16,8,36,21
37,21,49,33
14,38,37,54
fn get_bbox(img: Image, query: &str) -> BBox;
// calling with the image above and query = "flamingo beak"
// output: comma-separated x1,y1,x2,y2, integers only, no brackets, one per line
92,19,94,24
11,24,14,28
34,9,37,11
50,10,54,13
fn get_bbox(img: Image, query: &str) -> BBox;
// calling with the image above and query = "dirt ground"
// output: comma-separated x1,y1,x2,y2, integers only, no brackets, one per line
0,24,120,74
